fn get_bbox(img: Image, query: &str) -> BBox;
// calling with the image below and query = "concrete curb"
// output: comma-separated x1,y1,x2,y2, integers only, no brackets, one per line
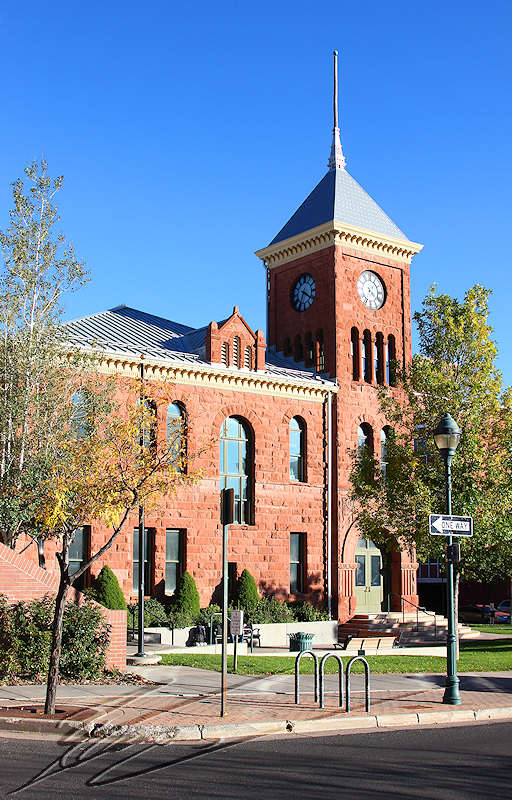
2,706,512,743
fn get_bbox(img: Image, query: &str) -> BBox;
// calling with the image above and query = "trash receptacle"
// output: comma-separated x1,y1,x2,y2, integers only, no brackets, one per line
289,632,315,652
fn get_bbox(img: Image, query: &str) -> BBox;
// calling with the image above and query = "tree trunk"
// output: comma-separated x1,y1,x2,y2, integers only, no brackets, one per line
44,576,69,715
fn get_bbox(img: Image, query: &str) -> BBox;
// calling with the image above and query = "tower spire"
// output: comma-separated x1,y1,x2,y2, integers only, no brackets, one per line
328,50,346,171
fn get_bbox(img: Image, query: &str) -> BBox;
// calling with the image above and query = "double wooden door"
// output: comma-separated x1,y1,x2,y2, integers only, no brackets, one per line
354,538,383,613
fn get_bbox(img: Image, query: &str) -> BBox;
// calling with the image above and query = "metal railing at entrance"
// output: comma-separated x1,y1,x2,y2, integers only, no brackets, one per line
387,593,437,639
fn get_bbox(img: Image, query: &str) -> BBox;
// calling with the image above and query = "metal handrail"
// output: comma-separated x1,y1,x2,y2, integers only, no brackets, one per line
386,592,437,638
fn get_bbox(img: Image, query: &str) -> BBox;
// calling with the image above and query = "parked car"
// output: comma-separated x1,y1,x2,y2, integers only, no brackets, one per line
498,599,510,613
459,603,510,624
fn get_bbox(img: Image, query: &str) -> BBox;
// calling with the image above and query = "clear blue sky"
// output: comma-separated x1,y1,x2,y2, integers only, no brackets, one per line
1,1,511,380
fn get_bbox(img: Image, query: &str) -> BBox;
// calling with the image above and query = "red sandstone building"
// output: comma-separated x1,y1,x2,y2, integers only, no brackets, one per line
12,59,424,624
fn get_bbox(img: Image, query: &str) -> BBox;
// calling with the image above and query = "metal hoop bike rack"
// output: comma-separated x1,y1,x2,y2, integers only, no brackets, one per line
345,655,370,713
319,653,344,709
294,651,319,705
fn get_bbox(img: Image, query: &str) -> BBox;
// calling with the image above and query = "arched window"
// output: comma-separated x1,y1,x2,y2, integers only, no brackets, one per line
387,334,396,386
289,416,306,482
305,332,314,366
316,329,325,372
294,334,303,362
220,417,252,524
71,390,91,438
167,402,186,472
284,337,292,357
244,345,252,369
350,327,360,381
376,332,385,385
138,398,157,450
381,426,390,481
357,423,373,454
221,342,228,366
233,336,240,368
363,330,372,383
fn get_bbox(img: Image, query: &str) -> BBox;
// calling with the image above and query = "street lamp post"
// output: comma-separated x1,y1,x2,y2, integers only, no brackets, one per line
433,412,462,706
135,356,146,659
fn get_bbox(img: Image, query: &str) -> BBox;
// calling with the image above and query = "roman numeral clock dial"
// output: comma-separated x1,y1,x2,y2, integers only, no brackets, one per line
357,270,386,310
291,273,316,312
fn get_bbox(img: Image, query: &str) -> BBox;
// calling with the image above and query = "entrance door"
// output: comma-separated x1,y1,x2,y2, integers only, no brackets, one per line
354,538,383,613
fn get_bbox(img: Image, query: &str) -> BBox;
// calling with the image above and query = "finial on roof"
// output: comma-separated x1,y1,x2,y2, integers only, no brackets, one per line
328,50,346,171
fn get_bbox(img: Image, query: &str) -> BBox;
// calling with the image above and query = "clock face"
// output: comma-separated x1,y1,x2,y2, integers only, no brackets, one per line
357,271,386,310
292,273,316,312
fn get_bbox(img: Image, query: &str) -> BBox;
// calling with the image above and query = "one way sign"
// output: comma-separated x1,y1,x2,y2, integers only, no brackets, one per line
429,514,473,537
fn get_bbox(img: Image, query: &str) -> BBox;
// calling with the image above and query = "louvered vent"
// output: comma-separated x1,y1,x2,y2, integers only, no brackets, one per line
221,342,228,366
233,337,240,368
244,345,252,369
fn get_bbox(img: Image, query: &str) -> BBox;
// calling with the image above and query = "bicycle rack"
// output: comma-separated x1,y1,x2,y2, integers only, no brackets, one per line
294,651,319,705
319,653,344,709
345,656,370,713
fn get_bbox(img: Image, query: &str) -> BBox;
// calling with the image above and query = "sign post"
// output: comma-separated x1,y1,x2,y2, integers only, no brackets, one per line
230,610,244,672
429,514,473,537
220,488,234,717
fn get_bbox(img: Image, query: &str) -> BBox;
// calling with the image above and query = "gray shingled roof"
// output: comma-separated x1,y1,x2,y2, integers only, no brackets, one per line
64,306,334,387
270,166,407,245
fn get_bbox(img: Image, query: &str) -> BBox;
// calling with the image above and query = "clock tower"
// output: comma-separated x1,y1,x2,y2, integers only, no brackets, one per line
256,52,423,621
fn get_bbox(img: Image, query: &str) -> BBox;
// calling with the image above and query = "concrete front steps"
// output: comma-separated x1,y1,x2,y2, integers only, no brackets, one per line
339,612,478,647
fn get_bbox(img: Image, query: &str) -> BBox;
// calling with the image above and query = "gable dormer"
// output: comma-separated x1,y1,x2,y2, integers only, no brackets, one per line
206,306,266,372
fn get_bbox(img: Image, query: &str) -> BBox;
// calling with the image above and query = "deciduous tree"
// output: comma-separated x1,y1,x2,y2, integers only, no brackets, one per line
350,285,512,607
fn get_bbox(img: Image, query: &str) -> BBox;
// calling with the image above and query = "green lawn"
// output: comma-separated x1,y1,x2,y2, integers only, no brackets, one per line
469,624,512,634
160,639,512,675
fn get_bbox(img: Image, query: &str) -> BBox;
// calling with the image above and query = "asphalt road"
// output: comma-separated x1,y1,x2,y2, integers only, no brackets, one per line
1,721,511,800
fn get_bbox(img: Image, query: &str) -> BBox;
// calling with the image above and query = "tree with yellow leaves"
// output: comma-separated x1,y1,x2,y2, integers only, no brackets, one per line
34,372,199,714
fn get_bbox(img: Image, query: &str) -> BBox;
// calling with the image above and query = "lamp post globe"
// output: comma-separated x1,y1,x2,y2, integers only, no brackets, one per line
433,412,462,706
433,413,462,457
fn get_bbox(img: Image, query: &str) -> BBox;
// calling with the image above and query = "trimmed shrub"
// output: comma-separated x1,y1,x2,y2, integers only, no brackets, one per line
60,602,110,679
194,604,222,626
287,601,330,622
233,569,259,615
94,566,127,610
127,597,168,629
249,597,294,624
171,572,200,624
0,595,109,683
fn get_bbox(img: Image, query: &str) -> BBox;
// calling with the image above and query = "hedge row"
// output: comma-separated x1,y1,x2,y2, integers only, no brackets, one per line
0,595,109,683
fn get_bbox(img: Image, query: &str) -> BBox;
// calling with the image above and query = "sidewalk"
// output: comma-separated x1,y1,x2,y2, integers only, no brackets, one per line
0,667,511,742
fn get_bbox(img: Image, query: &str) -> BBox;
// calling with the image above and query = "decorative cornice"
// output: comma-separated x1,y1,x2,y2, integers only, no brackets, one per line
93,349,337,403
255,221,423,268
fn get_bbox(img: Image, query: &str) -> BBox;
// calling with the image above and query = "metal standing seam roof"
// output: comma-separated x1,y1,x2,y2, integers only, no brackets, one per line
64,306,335,387
270,166,408,245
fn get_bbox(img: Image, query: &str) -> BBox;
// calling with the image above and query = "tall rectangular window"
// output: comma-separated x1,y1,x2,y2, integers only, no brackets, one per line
69,526,89,588
133,528,154,593
290,533,305,594
165,529,184,595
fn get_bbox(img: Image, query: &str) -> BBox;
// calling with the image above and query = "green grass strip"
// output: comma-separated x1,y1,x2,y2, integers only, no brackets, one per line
160,639,512,675
469,624,512,634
